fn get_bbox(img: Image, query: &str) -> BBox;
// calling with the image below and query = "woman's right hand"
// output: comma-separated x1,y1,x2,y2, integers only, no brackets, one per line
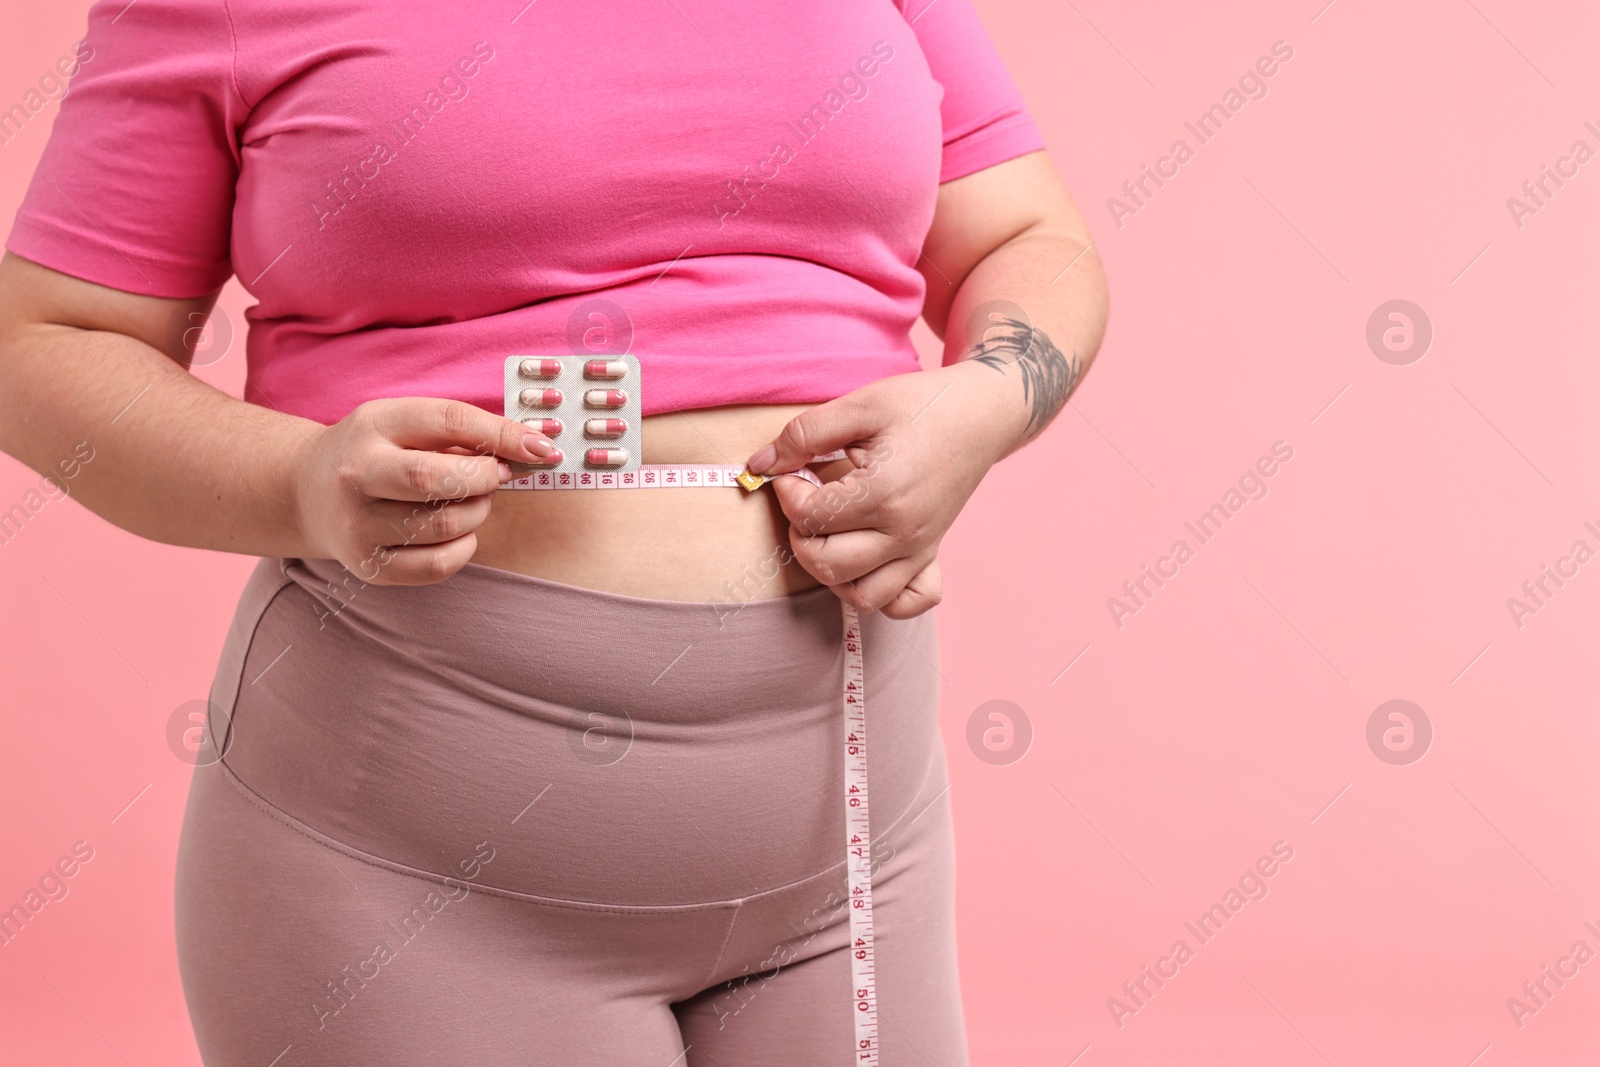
289,397,556,585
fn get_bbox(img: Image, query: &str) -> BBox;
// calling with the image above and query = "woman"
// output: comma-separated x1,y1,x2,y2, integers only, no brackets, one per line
0,0,1106,1063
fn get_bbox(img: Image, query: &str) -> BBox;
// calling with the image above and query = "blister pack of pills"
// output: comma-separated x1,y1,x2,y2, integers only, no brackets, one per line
502,355,643,486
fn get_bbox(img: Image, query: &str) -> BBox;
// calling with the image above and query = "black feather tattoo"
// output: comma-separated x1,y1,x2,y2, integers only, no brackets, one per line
968,317,1081,442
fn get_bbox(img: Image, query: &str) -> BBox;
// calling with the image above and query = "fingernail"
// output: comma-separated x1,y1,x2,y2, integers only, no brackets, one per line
524,433,556,458
747,444,776,474
497,460,512,482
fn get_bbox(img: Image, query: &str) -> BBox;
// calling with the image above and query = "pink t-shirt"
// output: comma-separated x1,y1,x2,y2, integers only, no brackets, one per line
7,0,1046,420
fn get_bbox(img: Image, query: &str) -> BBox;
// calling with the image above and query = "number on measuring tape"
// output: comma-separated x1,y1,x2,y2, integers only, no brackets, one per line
840,602,877,1064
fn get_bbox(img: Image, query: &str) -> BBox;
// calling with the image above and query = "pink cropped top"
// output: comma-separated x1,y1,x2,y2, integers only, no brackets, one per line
6,0,1046,420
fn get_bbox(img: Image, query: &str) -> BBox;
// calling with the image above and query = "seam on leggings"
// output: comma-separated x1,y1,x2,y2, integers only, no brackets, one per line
214,755,946,918
215,566,298,760
870,741,948,852
701,900,744,988
214,762,748,916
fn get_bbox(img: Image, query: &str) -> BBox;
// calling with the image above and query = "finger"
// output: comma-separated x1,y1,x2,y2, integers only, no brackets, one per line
746,393,881,475
824,552,926,613
444,443,517,483
770,471,884,537
828,555,941,617
877,558,943,620
365,494,494,549
365,397,555,464
356,533,481,587
363,447,509,502
789,524,902,588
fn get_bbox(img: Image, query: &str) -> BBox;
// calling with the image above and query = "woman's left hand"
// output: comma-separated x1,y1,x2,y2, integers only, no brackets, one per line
744,359,1022,619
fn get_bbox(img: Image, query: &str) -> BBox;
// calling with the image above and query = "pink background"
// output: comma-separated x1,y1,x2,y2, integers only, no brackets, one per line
3,1,1598,1064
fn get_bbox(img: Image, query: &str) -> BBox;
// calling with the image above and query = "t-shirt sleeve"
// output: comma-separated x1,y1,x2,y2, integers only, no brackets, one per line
897,0,1048,183
4,0,247,298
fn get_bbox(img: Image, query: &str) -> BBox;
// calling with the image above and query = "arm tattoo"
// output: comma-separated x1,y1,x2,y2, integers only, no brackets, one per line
968,317,1082,442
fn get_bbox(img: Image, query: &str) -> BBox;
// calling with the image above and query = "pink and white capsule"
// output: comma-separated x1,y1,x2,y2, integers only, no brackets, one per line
518,358,561,379
585,448,629,468
522,418,563,437
583,389,627,408
584,359,627,380
519,388,563,408
583,418,627,438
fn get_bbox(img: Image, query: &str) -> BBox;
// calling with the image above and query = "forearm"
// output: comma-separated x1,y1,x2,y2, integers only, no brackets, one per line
936,225,1108,462
0,320,317,557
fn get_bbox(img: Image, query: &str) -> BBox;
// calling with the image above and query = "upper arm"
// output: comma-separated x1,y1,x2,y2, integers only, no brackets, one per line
916,150,1096,340
1,0,241,333
0,251,218,365
888,0,1090,339
0,0,242,365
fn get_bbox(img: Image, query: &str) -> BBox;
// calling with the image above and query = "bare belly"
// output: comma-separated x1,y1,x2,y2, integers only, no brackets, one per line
471,402,849,601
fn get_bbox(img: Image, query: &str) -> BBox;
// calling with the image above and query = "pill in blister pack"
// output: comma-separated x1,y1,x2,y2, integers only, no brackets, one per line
584,359,627,380
518,358,561,379
584,448,629,468
583,388,627,409
502,355,643,482
520,388,563,408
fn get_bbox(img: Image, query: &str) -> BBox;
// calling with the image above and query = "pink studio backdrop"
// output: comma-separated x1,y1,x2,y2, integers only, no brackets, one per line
3,1,1598,1064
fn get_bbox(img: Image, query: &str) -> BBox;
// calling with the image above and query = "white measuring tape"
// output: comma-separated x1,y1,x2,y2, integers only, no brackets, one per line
839,599,876,1063
498,450,880,1064
501,463,747,491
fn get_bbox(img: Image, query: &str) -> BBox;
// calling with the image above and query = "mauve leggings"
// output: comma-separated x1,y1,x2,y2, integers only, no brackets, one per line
174,555,966,1066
